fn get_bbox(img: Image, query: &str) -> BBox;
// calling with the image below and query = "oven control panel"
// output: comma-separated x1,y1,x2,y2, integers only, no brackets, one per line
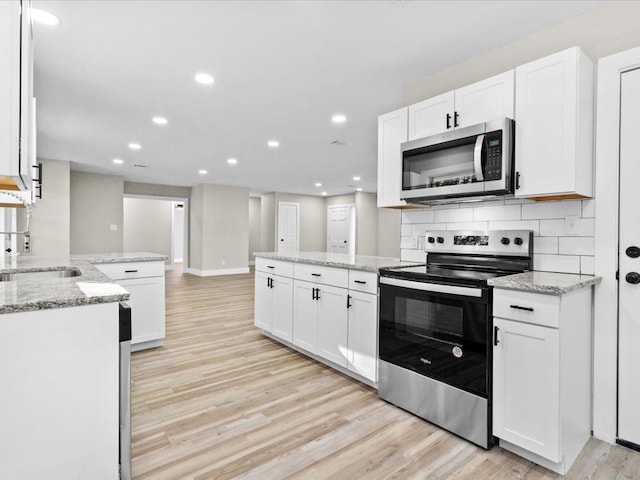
424,230,532,256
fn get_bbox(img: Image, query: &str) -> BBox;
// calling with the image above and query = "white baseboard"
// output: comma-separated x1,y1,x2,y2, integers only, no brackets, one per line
185,267,250,277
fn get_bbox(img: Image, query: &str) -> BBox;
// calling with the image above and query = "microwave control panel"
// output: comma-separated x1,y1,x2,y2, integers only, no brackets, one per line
484,131,503,181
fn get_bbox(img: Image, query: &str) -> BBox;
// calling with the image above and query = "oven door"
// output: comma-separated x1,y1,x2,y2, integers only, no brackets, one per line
379,276,491,397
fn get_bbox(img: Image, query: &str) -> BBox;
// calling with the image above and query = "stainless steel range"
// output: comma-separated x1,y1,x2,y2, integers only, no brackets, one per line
378,230,533,449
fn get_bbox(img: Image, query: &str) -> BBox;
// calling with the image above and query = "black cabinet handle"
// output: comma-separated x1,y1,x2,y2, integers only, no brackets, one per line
347,295,352,308
446,113,452,129
626,272,640,285
515,171,521,190
315,288,320,300
311,273,321,277
510,304,534,312
266,265,275,269
494,326,500,346
454,111,459,128
124,269,138,273
354,280,366,284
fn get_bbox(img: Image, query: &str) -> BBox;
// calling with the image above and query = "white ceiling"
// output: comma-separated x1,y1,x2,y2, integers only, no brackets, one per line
33,0,603,197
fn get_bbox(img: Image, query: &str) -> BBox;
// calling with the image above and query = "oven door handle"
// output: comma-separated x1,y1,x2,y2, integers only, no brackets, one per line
379,276,483,298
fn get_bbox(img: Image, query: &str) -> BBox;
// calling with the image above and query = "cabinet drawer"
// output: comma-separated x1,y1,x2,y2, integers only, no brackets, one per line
493,289,560,328
293,263,348,288
348,271,378,294
94,261,164,280
254,258,294,277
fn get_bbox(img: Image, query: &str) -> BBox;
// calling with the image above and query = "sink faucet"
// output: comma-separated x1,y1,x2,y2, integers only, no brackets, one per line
0,191,33,253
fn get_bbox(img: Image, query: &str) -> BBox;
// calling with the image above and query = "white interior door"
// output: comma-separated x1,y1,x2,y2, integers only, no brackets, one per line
327,204,355,255
618,66,640,447
277,202,299,253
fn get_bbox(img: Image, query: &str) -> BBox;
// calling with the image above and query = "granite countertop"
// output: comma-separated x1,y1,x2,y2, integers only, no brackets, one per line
488,271,602,295
254,251,422,273
71,252,168,264
0,252,167,314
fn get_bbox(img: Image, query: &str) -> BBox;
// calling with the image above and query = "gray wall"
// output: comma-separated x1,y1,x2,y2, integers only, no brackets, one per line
22,158,70,256
404,2,640,104
248,196,261,262
189,184,249,273
124,182,191,199
378,207,401,258
355,192,378,256
123,197,172,264
260,193,276,252
326,194,355,206
70,171,123,254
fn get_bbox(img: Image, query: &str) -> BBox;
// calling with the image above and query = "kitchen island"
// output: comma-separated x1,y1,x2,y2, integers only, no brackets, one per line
0,252,165,480
253,252,419,386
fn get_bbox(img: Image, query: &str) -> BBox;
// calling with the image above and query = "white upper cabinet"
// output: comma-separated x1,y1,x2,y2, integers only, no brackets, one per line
0,0,35,194
408,92,454,140
514,47,594,199
408,70,514,140
377,107,408,208
454,70,515,129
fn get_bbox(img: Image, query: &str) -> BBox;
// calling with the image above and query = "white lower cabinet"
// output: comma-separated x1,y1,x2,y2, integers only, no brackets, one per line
492,287,592,475
346,290,378,381
254,271,293,340
255,258,378,385
94,260,166,351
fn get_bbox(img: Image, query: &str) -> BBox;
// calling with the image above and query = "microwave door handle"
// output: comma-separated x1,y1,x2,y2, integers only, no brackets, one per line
474,134,485,182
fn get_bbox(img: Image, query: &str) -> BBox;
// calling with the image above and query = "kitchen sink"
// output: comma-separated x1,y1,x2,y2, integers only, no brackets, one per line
0,268,81,281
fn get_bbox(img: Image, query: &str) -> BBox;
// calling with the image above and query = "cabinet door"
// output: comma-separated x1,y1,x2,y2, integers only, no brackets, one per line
493,317,561,462
377,107,408,208
292,280,317,354
254,271,273,332
408,92,454,140
514,47,593,198
19,0,33,187
271,275,293,341
347,290,378,382
0,1,21,180
316,284,349,368
454,70,514,128
119,277,166,345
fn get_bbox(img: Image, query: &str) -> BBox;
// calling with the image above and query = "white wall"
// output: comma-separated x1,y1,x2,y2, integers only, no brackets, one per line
172,203,185,263
248,196,261,263
400,198,594,274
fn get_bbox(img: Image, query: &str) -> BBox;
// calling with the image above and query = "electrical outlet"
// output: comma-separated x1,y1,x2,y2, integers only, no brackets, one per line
565,215,580,235
110,224,118,231
23,236,31,253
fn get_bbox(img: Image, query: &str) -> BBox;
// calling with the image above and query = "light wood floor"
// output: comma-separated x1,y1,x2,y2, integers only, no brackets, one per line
131,266,640,479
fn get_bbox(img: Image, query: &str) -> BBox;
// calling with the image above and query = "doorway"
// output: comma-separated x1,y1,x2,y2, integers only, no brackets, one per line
277,201,299,253
123,195,189,270
327,204,355,255
594,45,640,445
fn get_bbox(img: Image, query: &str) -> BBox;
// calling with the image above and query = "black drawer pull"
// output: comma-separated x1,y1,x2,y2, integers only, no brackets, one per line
494,326,500,346
266,265,275,269
311,273,321,277
354,280,367,284
124,269,138,273
510,304,534,312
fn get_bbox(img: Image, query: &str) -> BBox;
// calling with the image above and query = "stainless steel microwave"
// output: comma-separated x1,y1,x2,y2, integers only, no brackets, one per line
400,118,514,203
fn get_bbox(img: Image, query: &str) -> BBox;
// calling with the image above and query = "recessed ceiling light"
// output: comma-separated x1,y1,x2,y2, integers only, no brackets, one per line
315,182,322,187
195,73,215,85
32,9,60,26
353,176,361,181
128,143,141,150
332,114,347,124
198,169,207,175
112,158,124,165
356,187,363,192
227,158,238,165
321,191,328,196
267,140,280,148
152,116,168,125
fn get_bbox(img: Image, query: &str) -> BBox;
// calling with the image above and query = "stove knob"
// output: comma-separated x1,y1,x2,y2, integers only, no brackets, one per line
501,237,510,245
427,236,435,243
437,237,444,244
514,237,523,246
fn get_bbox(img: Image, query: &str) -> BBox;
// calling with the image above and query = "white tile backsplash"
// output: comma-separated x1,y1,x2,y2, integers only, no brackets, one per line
400,197,596,275
434,208,473,223
521,200,582,219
